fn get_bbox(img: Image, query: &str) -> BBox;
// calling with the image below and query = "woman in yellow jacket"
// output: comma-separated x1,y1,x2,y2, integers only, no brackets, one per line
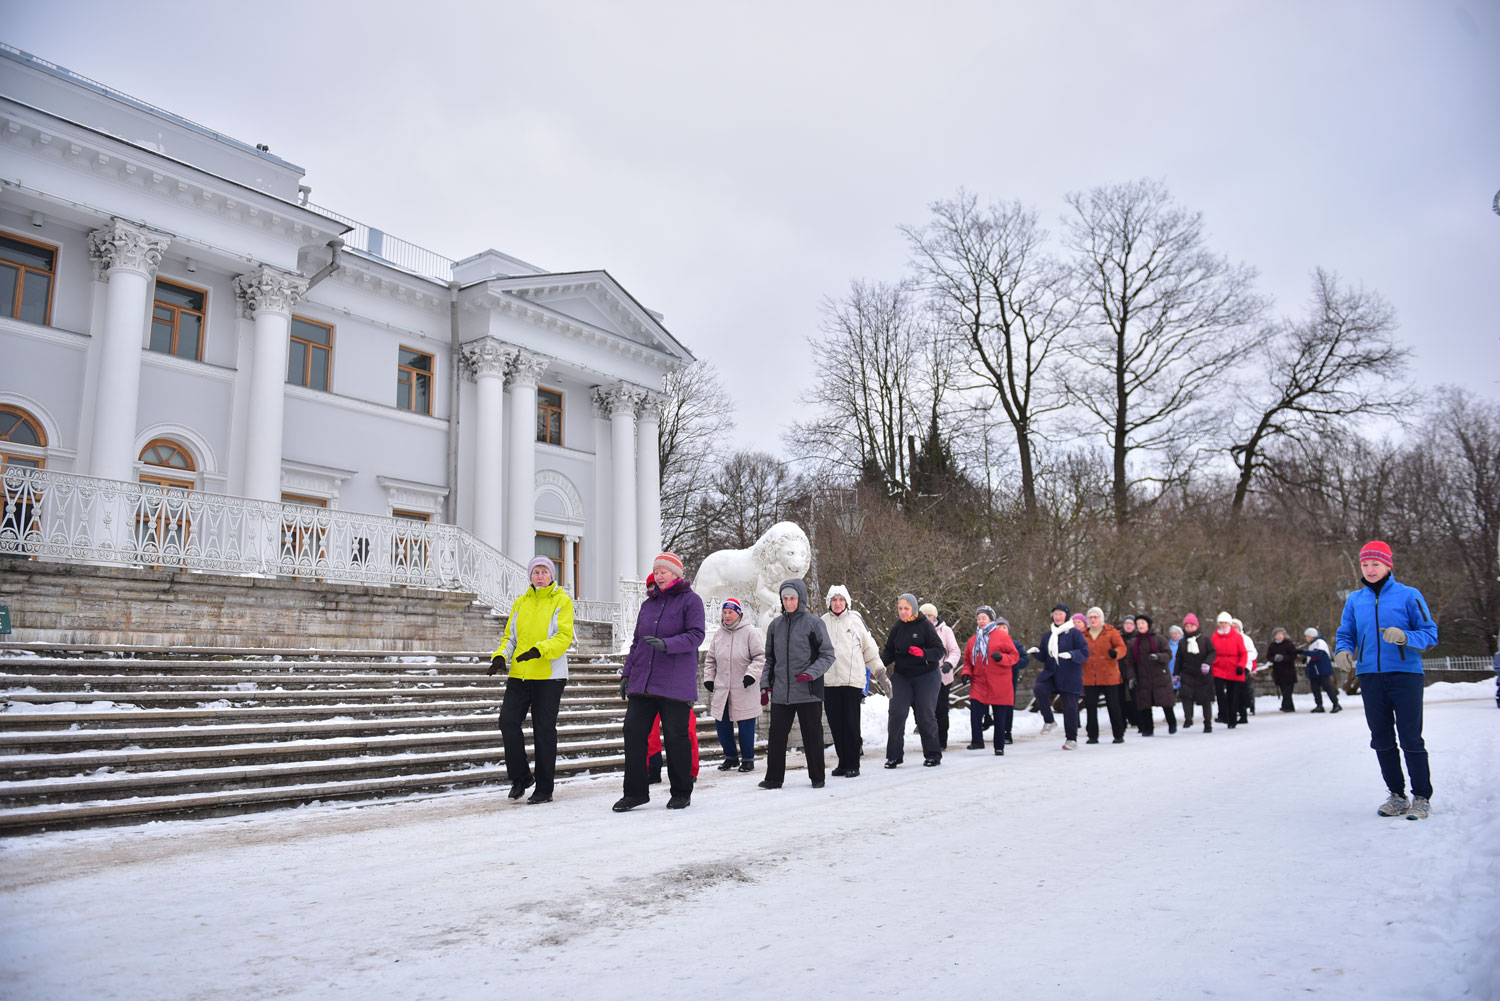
489,555,575,804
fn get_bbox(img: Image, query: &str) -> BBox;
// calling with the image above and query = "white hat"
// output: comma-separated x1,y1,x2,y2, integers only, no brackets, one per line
1304,627,1319,637
1216,611,1233,624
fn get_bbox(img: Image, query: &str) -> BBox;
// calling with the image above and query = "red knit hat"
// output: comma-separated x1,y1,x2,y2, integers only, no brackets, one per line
1358,540,1393,569
1183,613,1199,628
652,552,684,577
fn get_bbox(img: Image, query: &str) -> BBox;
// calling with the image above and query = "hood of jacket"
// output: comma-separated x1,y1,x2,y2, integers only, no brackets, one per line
779,578,810,617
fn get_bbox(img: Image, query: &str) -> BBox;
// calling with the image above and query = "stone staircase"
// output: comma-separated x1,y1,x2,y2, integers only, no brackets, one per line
0,642,730,834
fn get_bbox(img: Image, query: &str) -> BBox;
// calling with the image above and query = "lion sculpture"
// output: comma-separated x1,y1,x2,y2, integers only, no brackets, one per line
694,521,812,630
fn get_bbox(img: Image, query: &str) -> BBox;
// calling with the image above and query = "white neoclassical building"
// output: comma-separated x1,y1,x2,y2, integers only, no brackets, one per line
0,45,689,613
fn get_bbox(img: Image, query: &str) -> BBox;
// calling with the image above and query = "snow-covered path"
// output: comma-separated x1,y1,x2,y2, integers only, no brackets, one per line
2,686,1497,1001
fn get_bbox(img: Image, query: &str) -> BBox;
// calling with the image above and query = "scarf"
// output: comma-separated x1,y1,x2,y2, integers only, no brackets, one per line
1048,620,1071,662
974,621,998,665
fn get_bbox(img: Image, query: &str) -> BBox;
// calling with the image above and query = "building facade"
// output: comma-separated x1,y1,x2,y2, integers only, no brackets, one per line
0,45,689,605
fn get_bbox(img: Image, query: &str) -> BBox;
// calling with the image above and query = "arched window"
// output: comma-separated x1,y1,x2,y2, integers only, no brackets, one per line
0,405,46,469
136,438,195,561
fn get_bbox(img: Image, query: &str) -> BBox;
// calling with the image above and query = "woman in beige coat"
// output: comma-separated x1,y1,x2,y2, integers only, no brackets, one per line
703,598,766,773
820,585,888,778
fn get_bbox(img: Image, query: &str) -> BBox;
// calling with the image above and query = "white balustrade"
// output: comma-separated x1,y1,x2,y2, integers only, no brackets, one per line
0,466,622,642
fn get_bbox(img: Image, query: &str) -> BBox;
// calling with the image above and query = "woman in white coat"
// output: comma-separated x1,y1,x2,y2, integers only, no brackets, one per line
703,598,766,773
820,585,888,779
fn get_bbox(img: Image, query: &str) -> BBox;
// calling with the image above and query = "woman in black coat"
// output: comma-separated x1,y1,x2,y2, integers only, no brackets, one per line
1124,614,1177,735
1267,628,1299,712
880,592,945,768
1174,613,1217,732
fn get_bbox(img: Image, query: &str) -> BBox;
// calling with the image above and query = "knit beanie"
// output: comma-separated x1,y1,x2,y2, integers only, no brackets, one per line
1052,603,1070,616
1086,606,1105,620
976,605,997,621
898,593,918,618
1072,613,1086,628
1304,627,1318,638
1359,540,1393,568
1183,613,1200,629
995,617,1009,627
1136,614,1153,629
652,552,684,577
1273,626,1287,638
1216,611,1233,624
526,555,555,577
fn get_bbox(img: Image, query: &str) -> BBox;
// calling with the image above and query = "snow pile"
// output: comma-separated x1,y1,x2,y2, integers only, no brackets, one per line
0,686,1495,1001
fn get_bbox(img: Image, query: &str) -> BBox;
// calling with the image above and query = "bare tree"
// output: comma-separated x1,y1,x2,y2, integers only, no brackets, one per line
1229,268,1410,512
700,450,791,552
785,279,931,495
1064,178,1269,524
903,191,1078,516
658,360,735,554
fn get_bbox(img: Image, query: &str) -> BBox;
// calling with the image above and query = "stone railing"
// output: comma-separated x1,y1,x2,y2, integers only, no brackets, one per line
0,466,621,640
613,578,647,653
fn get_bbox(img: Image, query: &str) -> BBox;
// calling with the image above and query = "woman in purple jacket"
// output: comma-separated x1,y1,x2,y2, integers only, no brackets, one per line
613,553,706,813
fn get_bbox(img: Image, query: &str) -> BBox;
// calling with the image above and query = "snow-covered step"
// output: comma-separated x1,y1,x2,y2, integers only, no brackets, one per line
0,755,633,834
0,674,622,695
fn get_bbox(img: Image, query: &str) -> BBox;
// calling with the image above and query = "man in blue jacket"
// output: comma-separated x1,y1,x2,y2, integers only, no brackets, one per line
1031,603,1089,750
1334,541,1439,820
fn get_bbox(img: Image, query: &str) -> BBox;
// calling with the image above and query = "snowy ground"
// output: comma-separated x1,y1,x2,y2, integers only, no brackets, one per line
1,684,1496,1001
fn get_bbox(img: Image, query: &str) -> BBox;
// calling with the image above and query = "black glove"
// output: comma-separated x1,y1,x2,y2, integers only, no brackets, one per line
515,647,540,663
704,680,714,693
1111,648,1123,659
487,655,505,676
643,636,667,652
742,675,755,688
619,677,629,700
989,651,1004,662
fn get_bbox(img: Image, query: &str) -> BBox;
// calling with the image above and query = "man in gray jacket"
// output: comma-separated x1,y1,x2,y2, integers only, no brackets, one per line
760,578,835,789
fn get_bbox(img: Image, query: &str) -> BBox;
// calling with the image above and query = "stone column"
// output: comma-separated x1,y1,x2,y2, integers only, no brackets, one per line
461,338,512,551
635,393,663,570
85,219,171,482
590,388,614,600
232,266,309,502
565,533,580,596
505,349,548,560
606,383,641,585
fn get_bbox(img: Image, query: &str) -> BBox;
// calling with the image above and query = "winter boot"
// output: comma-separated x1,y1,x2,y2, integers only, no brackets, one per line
966,741,985,750
922,757,941,767
612,795,649,812
845,767,860,777
811,779,825,788
884,759,900,769
757,779,782,790
1203,721,1212,733
738,760,755,772
1330,702,1342,713
1310,705,1326,713
994,744,1004,756
526,791,552,805
507,776,535,801
831,765,848,777
717,759,740,772
1377,792,1411,817
666,794,691,809
1406,797,1430,820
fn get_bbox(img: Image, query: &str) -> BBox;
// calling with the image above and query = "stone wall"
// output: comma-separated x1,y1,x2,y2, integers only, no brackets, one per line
0,562,612,653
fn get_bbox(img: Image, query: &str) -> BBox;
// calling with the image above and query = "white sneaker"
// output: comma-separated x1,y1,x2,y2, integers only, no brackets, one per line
1062,739,1077,750
1377,792,1410,817
1406,796,1430,820
1040,722,1056,735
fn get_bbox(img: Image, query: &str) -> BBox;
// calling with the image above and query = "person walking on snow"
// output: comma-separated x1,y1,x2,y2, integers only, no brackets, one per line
614,553,706,812
1031,604,1089,750
1167,625,1183,695
1267,627,1299,712
1210,612,1249,730
760,579,834,790
1080,607,1128,745
1234,618,1259,721
1175,613,1217,731
702,597,765,773
821,585,888,778
923,603,962,751
995,617,1022,745
1298,628,1341,713
961,605,1019,754
880,593,945,767
491,555,576,805
1335,541,1439,820
1124,614,1178,735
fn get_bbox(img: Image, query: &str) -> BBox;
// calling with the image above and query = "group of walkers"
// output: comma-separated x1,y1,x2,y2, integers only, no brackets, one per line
490,540,1444,821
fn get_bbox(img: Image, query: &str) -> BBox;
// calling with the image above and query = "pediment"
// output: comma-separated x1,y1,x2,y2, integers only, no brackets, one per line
484,271,690,362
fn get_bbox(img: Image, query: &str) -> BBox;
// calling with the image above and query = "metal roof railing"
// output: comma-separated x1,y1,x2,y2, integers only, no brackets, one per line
308,203,455,284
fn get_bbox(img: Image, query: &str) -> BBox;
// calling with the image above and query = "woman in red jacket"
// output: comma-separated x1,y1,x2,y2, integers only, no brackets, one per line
961,605,1018,754
1209,611,1248,730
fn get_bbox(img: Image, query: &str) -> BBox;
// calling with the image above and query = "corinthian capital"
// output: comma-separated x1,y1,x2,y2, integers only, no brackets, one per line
601,382,644,418
636,392,666,424
507,348,549,388
461,337,514,381
87,218,172,280
233,265,309,318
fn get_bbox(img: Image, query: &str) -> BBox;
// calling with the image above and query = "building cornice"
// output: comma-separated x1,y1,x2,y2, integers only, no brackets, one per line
284,384,449,430
0,98,347,247
0,314,89,351
139,348,237,384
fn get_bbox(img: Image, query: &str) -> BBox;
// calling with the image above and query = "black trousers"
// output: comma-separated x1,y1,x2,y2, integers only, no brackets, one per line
766,700,826,785
936,682,952,748
1181,686,1213,724
1033,672,1080,742
498,677,567,794
1138,703,1176,736
1213,677,1242,729
1241,676,1256,718
623,695,694,799
1310,674,1340,709
1277,680,1296,711
825,686,864,772
1083,683,1126,742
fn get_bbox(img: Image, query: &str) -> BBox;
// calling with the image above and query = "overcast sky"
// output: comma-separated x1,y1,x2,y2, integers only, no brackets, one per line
9,2,1498,455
